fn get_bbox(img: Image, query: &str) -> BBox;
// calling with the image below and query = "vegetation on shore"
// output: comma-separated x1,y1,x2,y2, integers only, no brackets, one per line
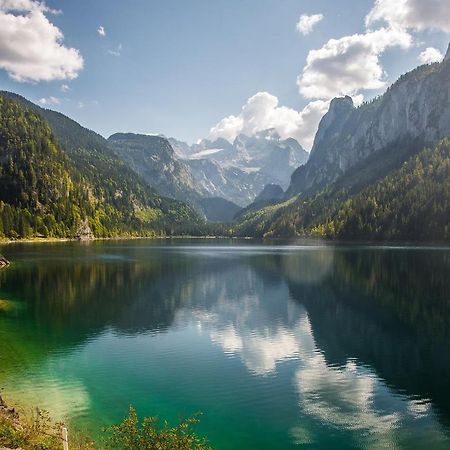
0,396,211,450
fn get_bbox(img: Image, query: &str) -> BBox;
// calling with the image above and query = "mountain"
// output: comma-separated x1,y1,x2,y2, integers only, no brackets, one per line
108,133,204,207
185,157,271,207
114,130,307,212
254,184,284,203
170,130,308,207
236,139,450,240
236,52,450,241
234,184,284,221
0,93,203,239
198,197,241,223
108,133,249,222
286,50,450,199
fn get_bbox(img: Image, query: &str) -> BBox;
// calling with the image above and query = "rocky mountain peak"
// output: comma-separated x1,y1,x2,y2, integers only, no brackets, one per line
286,54,450,199
308,95,355,160
329,95,354,112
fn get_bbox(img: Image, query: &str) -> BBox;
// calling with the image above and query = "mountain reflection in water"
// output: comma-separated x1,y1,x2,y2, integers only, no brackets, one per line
0,241,449,450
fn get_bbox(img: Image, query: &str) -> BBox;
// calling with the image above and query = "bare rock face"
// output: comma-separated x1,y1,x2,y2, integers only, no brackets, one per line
286,46,450,198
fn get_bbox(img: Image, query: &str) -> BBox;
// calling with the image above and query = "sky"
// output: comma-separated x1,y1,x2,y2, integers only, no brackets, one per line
0,0,449,149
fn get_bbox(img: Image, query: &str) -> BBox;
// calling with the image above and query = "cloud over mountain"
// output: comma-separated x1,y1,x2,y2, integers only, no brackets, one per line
209,92,329,150
209,0,449,153
298,27,411,99
418,47,444,64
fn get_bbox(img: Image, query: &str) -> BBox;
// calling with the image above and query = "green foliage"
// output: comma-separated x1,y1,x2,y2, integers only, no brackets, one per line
322,139,450,241
107,407,212,450
0,94,204,239
236,139,450,241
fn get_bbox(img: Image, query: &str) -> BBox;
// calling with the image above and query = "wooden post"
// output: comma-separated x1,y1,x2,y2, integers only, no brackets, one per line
62,426,69,450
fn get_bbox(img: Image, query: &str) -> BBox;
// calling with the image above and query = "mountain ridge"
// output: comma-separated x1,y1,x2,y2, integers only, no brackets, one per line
0,92,203,239
285,56,450,198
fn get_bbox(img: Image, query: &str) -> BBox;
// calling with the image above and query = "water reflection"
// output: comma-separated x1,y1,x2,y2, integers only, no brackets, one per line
0,242,449,449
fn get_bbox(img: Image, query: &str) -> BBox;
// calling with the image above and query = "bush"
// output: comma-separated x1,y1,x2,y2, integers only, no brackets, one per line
107,407,212,450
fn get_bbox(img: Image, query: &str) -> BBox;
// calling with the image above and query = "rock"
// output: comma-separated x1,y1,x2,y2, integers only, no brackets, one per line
0,254,10,268
286,43,450,198
254,184,284,203
75,219,94,241
444,43,450,62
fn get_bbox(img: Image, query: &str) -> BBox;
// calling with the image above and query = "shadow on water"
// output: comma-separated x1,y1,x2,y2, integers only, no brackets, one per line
283,248,450,425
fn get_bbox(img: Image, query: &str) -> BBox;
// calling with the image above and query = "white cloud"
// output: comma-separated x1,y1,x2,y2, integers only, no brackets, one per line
296,13,324,35
97,25,106,37
60,83,71,92
298,27,412,99
108,43,122,56
366,0,450,33
0,0,84,82
209,92,329,150
37,95,60,106
418,47,444,64
295,0,450,109
77,101,84,109
210,0,449,152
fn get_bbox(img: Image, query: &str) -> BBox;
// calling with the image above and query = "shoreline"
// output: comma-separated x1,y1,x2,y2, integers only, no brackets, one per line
0,235,449,248
0,235,252,246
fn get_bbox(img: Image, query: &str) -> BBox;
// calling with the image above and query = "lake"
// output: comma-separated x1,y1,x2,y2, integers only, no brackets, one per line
0,240,449,449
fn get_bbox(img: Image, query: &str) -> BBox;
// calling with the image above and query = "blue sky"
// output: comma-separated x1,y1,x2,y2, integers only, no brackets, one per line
0,0,449,147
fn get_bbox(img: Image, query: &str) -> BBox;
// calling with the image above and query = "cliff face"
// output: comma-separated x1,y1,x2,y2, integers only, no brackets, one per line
108,133,204,206
286,53,450,198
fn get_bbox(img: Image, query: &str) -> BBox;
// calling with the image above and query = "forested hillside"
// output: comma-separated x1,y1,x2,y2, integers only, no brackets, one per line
0,94,203,239
236,139,450,241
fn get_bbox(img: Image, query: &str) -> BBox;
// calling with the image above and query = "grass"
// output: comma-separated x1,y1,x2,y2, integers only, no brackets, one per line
0,404,95,450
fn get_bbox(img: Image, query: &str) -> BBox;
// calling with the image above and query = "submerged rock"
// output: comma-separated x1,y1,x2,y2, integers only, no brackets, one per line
0,254,10,268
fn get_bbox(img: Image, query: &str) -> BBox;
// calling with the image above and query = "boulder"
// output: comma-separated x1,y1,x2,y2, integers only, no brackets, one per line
0,254,10,268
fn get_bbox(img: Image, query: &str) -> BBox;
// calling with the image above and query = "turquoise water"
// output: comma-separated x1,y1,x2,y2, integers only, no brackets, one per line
0,240,449,449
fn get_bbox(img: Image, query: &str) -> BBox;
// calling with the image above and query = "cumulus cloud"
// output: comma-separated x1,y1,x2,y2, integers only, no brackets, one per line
209,92,329,150
210,0,450,151
97,25,106,37
37,95,60,106
418,47,444,64
296,14,323,35
298,27,412,99
366,0,450,33
60,83,71,92
296,0,450,107
0,0,84,82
